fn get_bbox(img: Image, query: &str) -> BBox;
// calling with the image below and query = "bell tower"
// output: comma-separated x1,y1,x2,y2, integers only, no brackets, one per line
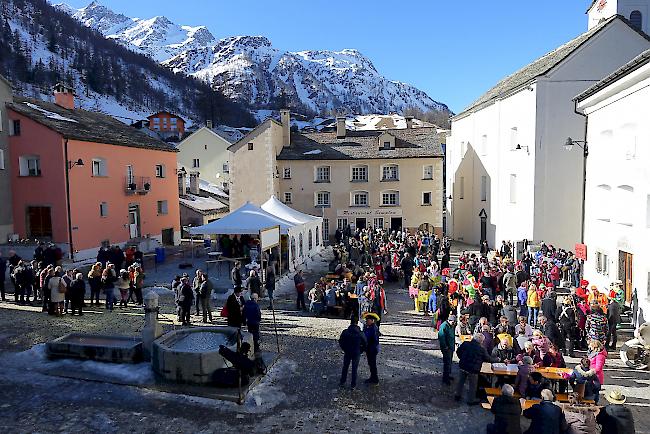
588,0,649,35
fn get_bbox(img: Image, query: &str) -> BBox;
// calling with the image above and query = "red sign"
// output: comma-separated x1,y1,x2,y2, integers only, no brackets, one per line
597,0,607,12
575,243,588,260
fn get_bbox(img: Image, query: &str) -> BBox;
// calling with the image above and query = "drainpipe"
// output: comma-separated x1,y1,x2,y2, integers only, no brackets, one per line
64,138,75,261
573,99,589,245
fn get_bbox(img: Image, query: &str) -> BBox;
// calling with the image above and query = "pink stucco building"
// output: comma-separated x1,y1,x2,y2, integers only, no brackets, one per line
7,85,181,260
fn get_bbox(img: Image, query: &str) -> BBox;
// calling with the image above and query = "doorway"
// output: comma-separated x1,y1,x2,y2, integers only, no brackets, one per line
161,228,174,245
128,204,141,239
355,218,367,230
27,206,52,238
390,217,402,232
618,251,633,304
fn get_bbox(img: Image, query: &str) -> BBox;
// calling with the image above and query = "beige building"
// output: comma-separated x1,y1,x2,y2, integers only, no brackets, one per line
176,122,233,191
230,111,444,241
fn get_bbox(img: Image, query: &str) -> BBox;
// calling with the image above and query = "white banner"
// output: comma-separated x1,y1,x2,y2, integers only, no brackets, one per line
260,225,280,250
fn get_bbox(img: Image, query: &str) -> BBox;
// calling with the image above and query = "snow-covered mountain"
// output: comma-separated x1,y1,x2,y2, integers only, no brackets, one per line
55,1,450,116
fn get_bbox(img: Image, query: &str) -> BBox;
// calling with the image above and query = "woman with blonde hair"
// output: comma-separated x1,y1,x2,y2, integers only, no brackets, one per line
588,339,607,387
527,284,541,326
87,262,103,306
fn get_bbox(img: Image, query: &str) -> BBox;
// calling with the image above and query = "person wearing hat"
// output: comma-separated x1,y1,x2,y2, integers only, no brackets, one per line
605,294,622,351
596,389,635,434
438,314,456,385
363,312,380,385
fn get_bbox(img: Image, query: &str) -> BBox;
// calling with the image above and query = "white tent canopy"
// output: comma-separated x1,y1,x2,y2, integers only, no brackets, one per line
188,202,294,235
261,196,319,225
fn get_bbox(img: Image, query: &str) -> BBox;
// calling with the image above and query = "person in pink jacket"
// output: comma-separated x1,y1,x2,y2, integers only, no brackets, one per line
588,339,607,385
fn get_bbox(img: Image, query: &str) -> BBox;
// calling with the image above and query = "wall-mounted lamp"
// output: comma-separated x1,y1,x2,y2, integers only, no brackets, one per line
68,158,84,169
515,144,529,155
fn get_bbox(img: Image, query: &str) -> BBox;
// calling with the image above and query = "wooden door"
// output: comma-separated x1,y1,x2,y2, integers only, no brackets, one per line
618,251,634,304
27,206,52,238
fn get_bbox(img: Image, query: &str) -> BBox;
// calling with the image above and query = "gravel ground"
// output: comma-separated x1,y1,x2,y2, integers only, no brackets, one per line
0,246,648,433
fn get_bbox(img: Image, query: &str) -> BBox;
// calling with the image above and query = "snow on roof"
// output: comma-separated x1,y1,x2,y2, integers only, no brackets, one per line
24,102,78,123
179,194,228,214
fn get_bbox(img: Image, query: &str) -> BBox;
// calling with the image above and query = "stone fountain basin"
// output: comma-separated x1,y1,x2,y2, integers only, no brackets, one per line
152,327,253,385
46,333,143,363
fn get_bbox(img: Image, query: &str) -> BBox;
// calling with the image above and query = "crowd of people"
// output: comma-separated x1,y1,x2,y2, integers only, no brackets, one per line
0,243,146,315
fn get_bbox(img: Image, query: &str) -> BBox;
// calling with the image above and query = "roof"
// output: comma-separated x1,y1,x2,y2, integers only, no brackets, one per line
179,194,229,215
261,196,320,225
147,111,185,121
227,118,282,151
0,74,11,89
276,127,443,160
188,202,295,235
575,49,650,101
9,98,177,152
456,16,650,118
177,126,236,147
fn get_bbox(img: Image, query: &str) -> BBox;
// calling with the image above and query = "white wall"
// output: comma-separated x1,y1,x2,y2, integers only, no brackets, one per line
579,61,650,326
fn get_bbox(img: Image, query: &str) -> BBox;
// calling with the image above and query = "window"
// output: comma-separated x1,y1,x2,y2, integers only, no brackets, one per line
510,127,518,150
322,219,329,241
248,142,254,151
352,191,369,207
315,166,330,182
155,164,166,178
308,230,313,251
299,233,304,257
616,185,634,226
12,120,21,136
596,184,612,222
284,192,292,204
373,217,384,229
153,118,160,124
422,192,432,206
126,165,134,185
316,191,330,207
192,158,200,168
382,164,399,181
19,156,40,176
316,226,320,246
283,167,291,179
630,10,643,30
337,218,348,230
383,141,391,149
91,158,107,177
157,200,168,215
381,190,399,206
423,165,433,180
509,174,517,203
595,251,609,276
222,162,229,174
0,149,4,170
459,177,465,199
481,176,487,201
351,165,368,182
170,118,177,125
460,141,466,156
646,195,650,228
99,202,108,217
480,134,487,156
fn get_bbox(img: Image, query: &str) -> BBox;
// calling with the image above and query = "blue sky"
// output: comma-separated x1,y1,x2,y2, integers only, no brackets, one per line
61,1,593,113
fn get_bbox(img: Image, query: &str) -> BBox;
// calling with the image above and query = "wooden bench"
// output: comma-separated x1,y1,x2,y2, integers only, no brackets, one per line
485,388,594,405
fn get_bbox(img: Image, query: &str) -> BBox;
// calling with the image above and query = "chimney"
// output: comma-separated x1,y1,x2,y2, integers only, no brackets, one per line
206,119,213,129
336,116,346,139
189,172,200,195
280,109,291,146
177,168,187,196
405,116,414,129
53,83,74,110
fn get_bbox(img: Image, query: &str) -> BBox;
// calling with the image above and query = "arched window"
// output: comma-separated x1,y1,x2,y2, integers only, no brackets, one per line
290,236,296,261
630,10,643,30
299,233,304,257
308,230,313,251
315,227,320,246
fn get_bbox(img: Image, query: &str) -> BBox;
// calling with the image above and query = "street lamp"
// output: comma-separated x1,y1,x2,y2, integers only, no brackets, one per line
564,137,588,243
64,156,84,261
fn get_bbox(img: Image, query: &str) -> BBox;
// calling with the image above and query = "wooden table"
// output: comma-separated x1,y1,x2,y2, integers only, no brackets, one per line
483,396,601,413
459,335,473,343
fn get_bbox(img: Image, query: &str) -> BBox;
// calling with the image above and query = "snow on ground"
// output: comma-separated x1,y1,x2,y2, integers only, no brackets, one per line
4,344,155,385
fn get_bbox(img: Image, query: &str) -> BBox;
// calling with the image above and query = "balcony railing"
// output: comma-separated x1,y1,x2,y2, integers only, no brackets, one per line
125,176,151,195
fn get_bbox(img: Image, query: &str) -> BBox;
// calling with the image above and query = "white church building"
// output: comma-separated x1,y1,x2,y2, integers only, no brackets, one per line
445,4,650,249
576,48,650,325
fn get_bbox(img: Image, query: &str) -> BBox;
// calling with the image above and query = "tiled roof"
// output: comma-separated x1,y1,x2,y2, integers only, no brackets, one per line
277,127,443,160
575,49,650,101
456,16,648,117
8,98,177,152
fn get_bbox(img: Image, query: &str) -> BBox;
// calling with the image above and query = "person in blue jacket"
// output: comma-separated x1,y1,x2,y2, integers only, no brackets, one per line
363,313,380,384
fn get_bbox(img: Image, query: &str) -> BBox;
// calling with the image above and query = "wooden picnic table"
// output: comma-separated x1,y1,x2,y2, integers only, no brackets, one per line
459,334,473,343
481,363,573,380
483,396,601,413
